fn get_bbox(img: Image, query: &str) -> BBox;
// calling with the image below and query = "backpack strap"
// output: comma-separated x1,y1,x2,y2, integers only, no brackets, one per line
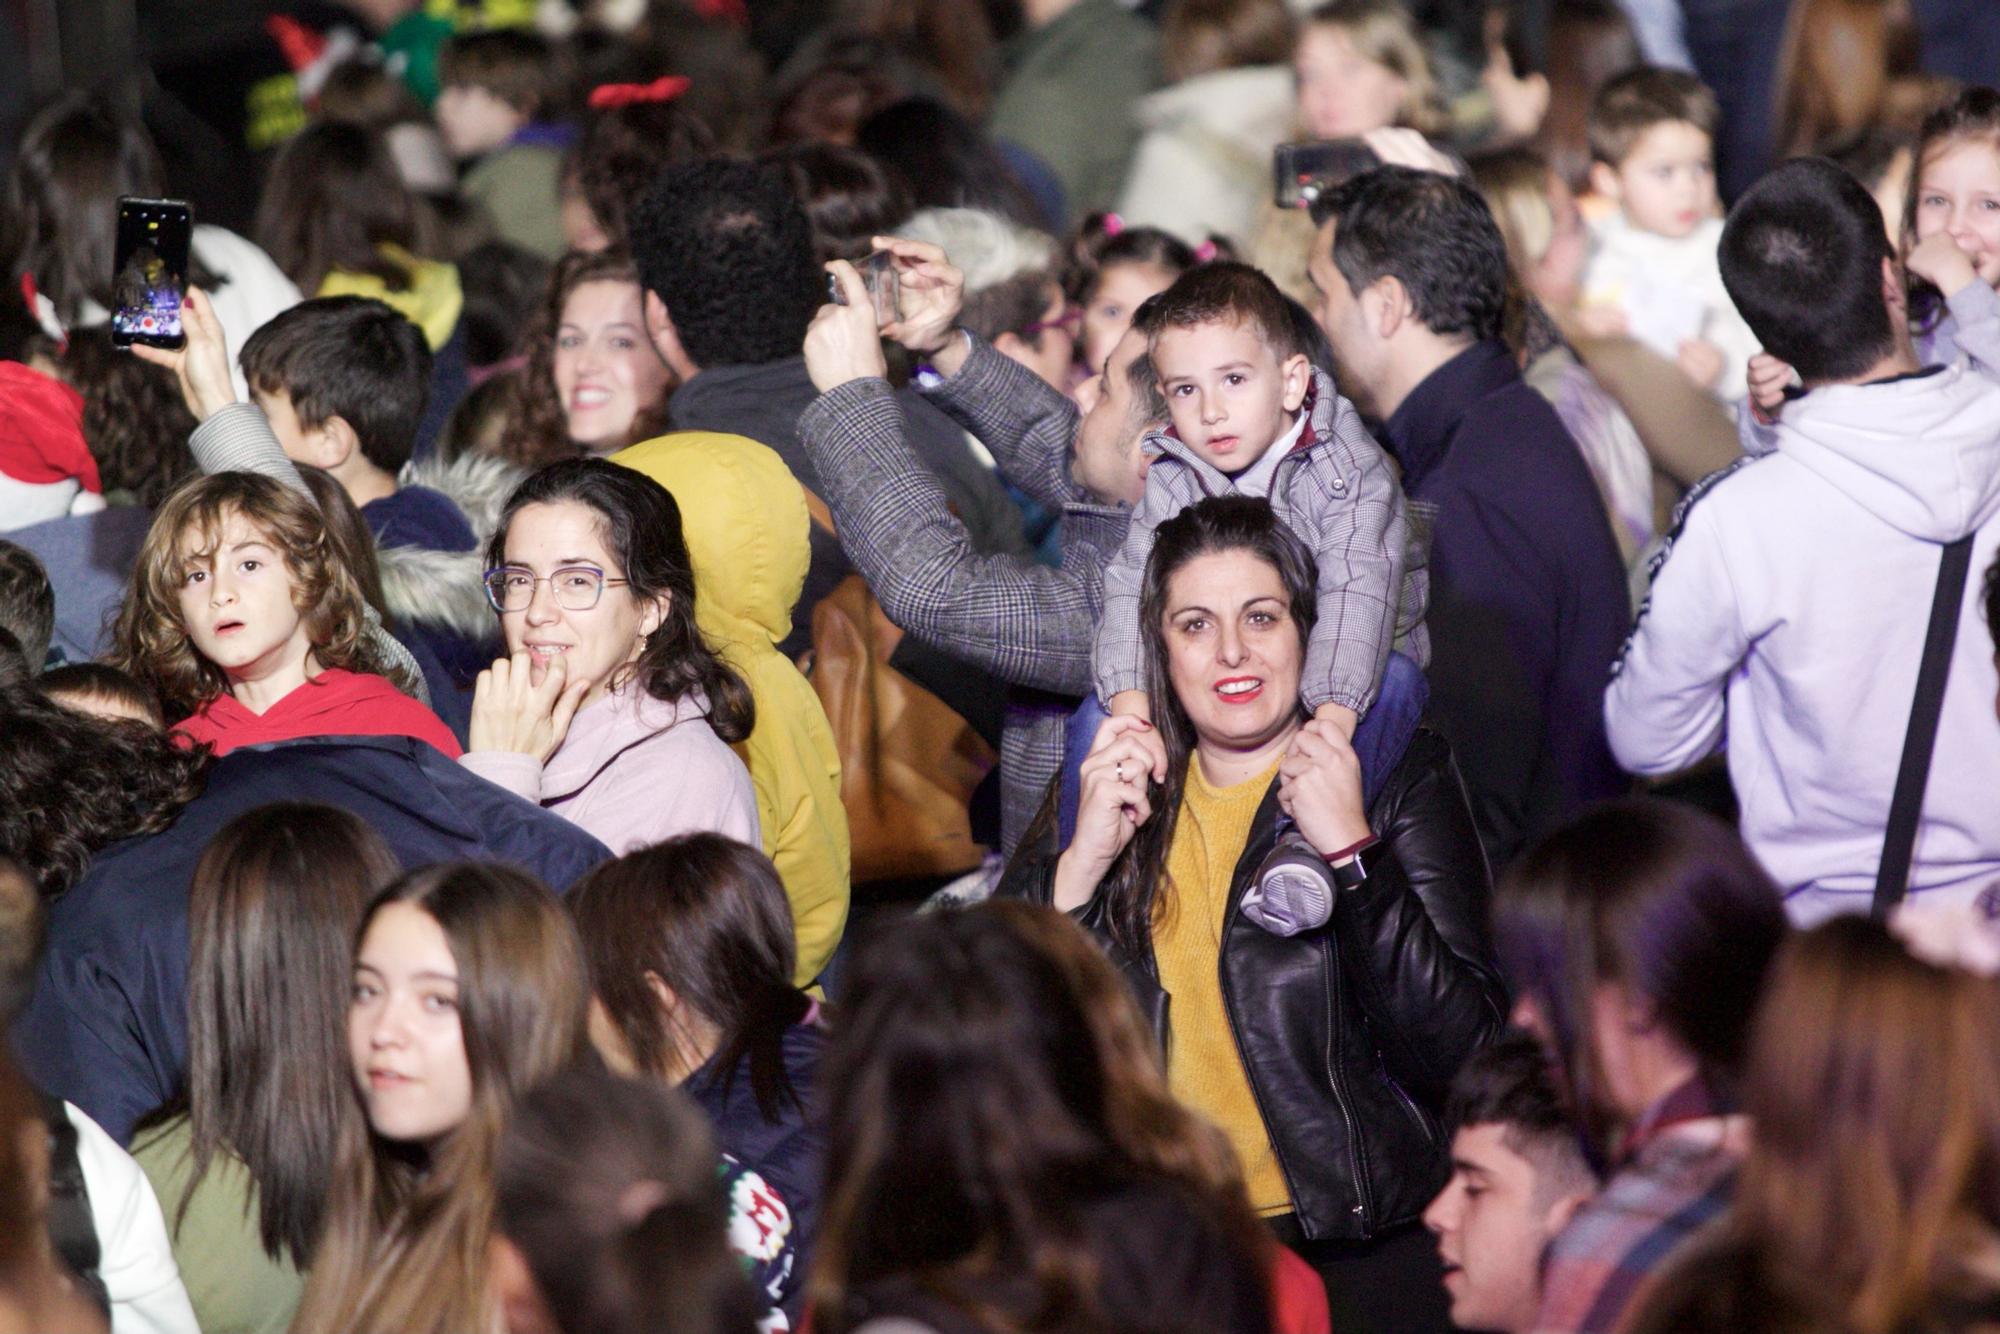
1873,534,1977,918
38,1093,108,1316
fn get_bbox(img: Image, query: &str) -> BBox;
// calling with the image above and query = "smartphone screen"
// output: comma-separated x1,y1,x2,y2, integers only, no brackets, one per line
111,197,192,348
1273,141,1381,210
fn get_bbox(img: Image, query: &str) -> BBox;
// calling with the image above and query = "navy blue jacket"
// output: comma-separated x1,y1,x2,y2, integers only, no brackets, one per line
687,1022,825,1327
12,736,610,1144
1380,341,1630,868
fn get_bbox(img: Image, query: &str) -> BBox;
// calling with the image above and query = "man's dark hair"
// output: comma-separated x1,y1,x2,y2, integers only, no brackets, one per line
1718,157,1896,383
239,296,433,474
1146,261,1307,362
1126,295,1172,425
628,159,823,369
1446,1029,1597,1201
0,543,53,674
37,663,163,727
1312,166,1509,343
1588,66,1720,167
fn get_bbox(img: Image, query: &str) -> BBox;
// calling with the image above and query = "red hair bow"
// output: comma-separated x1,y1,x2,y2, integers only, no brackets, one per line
588,75,692,110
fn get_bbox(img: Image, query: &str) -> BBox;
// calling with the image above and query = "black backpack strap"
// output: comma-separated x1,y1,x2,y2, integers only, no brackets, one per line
1873,534,1977,919
38,1092,108,1316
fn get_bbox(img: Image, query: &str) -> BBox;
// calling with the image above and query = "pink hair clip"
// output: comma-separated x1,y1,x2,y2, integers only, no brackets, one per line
588,75,692,110
1101,212,1125,238
1193,240,1218,262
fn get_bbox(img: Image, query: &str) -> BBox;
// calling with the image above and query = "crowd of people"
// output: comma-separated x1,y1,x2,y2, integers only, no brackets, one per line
1,0,1999,1330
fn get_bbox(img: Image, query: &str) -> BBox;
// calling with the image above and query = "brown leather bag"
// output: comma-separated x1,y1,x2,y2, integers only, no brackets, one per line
798,492,995,883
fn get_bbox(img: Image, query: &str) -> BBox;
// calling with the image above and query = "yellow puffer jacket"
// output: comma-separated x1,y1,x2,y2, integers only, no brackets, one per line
612,433,850,986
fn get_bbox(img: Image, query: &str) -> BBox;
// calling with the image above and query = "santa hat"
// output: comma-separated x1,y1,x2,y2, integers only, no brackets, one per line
0,361,100,495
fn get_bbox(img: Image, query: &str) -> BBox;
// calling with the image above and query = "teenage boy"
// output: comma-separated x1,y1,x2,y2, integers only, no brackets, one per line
1606,156,2000,923
1425,1032,1599,1334
1095,261,1416,756
435,29,566,259
1578,68,1759,402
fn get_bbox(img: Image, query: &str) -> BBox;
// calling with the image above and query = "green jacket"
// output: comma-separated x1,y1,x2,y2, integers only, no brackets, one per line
987,0,1161,223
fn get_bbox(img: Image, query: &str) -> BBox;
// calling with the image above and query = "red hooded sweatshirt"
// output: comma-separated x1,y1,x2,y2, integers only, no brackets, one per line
173,668,462,759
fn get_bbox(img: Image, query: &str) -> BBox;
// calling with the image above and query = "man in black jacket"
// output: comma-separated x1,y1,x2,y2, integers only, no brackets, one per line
1307,167,1630,869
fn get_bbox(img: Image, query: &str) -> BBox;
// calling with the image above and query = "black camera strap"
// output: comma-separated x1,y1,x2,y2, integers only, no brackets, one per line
1872,534,1976,919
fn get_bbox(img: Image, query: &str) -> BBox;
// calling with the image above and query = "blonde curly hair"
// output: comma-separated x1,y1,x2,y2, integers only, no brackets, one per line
112,472,402,720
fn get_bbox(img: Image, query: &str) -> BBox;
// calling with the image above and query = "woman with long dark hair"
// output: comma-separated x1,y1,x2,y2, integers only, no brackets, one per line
568,834,822,1328
809,901,1274,1334
459,458,758,855
494,250,674,469
1000,495,1503,1334
290,862,594,1334
131,803,396,1334
1494,799,1789,1334
1628,916,2000,1334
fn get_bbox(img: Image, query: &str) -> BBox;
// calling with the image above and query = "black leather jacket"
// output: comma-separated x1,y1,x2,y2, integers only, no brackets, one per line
998,727,1507,1241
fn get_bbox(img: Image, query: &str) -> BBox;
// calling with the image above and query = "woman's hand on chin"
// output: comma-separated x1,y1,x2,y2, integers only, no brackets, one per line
1277,718,1374,858
468,650,592,763
1052,715,1160,911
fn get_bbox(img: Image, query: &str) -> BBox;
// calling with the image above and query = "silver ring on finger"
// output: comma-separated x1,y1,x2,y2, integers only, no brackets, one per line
1115,760,1127,783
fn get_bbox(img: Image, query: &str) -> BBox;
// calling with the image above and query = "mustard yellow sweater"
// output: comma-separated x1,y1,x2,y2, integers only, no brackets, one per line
1154,753,1291,1215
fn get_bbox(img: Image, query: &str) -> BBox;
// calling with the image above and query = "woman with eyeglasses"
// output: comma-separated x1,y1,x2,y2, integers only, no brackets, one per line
459,458,760,854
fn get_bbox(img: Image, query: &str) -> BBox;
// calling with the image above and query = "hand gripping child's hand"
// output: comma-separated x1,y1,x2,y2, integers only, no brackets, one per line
1745,351,1797,424
469,650,592,765
1052,715,1161,911
805,260,890,392
130,286,237,422
1277,718,1373,859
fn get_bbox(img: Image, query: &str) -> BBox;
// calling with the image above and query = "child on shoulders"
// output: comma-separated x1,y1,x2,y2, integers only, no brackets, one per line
1578,68,1759,404
1095,262,1409,749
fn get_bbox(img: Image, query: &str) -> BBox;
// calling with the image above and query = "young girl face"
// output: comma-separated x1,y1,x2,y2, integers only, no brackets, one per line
1295,25,1408,140
350,901,474,1144
553,280,673,453
1081,260,1178,380
176,508,314,700
1913,138,2000,288
495,499,665,709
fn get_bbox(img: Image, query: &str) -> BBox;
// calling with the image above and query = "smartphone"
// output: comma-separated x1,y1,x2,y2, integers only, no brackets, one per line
111,197,193,349
828,250,901,327
1273,141,1380,210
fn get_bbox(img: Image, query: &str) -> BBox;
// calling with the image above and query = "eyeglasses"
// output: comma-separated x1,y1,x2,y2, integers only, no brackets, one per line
482,565,629,613
1021,305,1083,339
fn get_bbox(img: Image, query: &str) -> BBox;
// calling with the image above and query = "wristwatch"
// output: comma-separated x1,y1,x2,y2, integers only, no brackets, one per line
1328,835,1390,891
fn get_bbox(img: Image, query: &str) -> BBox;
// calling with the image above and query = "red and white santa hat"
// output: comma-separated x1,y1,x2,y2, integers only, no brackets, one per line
0,361,100,496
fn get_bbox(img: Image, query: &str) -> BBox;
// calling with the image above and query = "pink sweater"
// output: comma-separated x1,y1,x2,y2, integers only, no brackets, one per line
460,686,759,856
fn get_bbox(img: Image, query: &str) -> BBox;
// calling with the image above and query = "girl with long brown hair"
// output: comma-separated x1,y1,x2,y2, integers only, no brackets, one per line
290,862,594,1334
131,803,396,1334
110,472,459,758
1628,916,2000,1334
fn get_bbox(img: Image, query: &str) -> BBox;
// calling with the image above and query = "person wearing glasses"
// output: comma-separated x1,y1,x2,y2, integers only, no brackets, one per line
460,458,761,855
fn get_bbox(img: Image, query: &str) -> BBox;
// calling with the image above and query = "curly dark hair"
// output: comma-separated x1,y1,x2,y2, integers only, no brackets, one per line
496,249,674,470
488,460,754,742
0,688,210,899
569,98,717,254
57,327,197,506
627,159,823,369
